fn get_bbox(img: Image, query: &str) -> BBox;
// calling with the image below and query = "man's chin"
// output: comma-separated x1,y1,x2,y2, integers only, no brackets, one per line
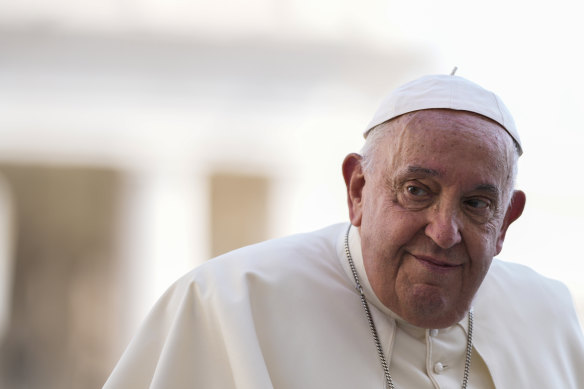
400,287,468,329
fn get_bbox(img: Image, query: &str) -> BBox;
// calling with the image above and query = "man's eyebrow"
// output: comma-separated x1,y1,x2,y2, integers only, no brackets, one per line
475,184,500,196
406,166,441,177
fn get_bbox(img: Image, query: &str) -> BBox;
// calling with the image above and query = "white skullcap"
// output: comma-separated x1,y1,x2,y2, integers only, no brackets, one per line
365,74,523,156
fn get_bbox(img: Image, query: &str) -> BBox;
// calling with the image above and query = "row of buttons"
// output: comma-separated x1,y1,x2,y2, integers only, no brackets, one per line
429,329,444,374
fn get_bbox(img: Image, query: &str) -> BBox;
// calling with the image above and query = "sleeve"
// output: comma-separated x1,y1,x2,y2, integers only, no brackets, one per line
473,260,584,388
102,274,238,389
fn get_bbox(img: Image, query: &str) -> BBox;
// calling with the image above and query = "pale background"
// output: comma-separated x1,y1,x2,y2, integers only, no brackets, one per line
0,0,582,388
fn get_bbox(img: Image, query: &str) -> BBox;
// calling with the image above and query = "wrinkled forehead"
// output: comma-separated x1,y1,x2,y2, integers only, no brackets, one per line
380,109,514,153
374,109,517,183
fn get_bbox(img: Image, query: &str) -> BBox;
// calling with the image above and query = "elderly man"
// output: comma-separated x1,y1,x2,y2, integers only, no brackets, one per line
104,74,584,388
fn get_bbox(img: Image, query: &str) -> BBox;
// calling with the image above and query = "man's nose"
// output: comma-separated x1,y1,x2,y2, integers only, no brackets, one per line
424,204,462,249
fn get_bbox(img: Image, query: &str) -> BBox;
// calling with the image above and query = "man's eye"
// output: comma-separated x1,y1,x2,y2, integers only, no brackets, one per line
465,198,490,209
406,185,428,196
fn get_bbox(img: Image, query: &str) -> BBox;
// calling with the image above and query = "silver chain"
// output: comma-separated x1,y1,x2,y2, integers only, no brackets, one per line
343,225,473,389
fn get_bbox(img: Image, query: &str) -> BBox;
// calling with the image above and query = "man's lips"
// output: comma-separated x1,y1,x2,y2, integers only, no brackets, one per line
412,254,463,269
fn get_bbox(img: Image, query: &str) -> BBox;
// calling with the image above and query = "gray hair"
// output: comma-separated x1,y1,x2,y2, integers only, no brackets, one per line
360,113,414,174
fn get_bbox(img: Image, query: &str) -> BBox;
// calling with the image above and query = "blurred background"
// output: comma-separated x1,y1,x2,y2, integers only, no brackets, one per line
0,0,582,387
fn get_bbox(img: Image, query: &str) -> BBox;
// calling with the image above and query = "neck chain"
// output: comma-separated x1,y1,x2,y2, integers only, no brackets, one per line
343,226,474,389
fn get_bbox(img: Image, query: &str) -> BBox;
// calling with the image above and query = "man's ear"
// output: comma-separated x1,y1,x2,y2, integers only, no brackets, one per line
342,153,366,227
496,190,526,254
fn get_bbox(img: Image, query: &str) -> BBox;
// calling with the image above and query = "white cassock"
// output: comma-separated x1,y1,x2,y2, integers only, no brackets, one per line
104,223,584,388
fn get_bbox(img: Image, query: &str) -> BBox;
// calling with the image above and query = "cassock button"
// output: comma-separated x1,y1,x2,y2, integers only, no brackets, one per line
429,329,439,337
433,362,445,374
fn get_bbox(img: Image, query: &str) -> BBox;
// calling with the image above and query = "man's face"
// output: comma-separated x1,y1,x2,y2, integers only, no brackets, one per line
343,109,525,328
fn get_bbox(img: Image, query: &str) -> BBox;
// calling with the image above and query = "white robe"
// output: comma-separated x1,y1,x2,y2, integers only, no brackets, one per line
104,223,584,388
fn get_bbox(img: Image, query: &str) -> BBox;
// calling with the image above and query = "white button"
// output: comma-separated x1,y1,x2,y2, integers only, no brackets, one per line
434,362,445,373
430,329,439,337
